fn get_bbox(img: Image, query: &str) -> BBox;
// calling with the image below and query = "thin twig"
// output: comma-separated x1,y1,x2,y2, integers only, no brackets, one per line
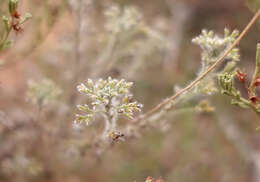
68,0,83,106
135,9,260,122
74,0,83,83
36,102,43,122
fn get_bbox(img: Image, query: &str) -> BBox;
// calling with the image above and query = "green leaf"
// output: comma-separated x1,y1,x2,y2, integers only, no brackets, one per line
231,99,250,109
19,13,32,24
2,40,13,50
2,16,10,32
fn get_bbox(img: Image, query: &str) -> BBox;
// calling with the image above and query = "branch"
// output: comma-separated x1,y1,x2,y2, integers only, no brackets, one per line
135,9,260,122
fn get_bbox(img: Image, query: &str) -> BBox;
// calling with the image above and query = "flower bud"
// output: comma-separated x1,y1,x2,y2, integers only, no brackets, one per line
236,70,246,83
254,78,260,87
218,72,234,95
250,95,260,105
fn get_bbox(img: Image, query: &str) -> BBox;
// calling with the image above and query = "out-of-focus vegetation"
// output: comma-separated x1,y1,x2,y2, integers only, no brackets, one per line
1,0,260,182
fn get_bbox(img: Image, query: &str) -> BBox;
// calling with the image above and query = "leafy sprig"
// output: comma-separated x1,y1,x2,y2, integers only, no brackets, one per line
0,0,32,51
75,77,142,139
218,43,260,114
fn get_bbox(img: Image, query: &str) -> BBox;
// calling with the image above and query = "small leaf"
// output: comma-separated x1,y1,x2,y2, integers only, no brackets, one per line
19,13,32,24
2,16,10,32
231,99,250,109
2,40,13,50
256,126,260,132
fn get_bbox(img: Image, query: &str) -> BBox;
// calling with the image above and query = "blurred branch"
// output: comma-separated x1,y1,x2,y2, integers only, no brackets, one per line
163,0,193,72
216,112,260,182
216,113,252,162
74,0,83,82
68,0,83,106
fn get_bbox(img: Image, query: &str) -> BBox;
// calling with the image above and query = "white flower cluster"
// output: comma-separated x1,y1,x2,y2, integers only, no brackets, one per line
192,28,240,68
75,77,142,126
192,29,240,95
104,5,143,34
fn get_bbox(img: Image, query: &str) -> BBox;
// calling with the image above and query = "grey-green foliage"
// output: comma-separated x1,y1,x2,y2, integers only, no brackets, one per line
96,4,169,76
192,29,239,68
149,29,241,125
192,29,240,95
2,153,43,176
218,70,253,109
218,43,260,114
75,77,142,138
27,79,62,106
0,0,32,51
105,5,143,34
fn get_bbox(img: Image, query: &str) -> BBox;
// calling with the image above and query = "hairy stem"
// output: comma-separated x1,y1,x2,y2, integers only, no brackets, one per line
0,29,11,51
74,0,83,83
102,113,111,139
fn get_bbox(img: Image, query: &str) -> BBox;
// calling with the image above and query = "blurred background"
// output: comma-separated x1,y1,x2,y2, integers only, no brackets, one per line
1,0,260,182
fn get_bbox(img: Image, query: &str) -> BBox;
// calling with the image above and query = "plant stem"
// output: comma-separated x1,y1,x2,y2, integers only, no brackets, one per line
74,0,82,83
68,0,83,106
36,102,43,122
92,34,118,77
135,9,260,122
102,113,111,139
0,29,11,51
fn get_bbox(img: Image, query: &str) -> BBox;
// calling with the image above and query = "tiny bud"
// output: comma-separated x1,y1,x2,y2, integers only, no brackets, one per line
145,177,155,182
254,78,260,87
117,109,124,114
2,16,10,31
250,95,260,105
137,103,143,109
108,131,125,142
236,70,246,83
19,13,32,24
128,95,134,102
11,10,20,19
12,22,23,33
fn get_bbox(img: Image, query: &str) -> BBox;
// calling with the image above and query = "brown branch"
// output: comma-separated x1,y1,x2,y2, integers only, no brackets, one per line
135,9,260,122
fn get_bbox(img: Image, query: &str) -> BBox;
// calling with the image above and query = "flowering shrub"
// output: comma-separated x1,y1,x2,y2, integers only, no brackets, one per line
1,0,260,182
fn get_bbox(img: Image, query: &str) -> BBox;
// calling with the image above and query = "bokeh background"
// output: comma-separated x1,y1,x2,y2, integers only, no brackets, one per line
1,0,260,182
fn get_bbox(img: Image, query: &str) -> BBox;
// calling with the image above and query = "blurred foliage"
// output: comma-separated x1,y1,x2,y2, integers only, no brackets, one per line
247,0,260,13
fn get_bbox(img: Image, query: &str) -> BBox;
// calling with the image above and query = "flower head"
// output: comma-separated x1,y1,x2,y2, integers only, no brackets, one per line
75,77,142,126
